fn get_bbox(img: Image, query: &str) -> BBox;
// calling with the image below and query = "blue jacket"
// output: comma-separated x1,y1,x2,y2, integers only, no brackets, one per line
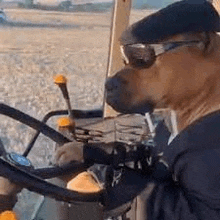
147,111,220,220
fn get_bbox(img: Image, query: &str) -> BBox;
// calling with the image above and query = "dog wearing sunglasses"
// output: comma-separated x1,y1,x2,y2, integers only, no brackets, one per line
104,0,220,219
54,1,220,219
52,1,220,219
2,1,220,219
106,32,219,131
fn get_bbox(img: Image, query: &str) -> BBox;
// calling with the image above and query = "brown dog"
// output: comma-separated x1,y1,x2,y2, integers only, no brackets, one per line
105,31,220,132
55,1,220,165
54,2,220,220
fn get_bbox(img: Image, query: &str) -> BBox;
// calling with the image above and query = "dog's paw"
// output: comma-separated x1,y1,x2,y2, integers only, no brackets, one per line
0,177,22,196
53,142,84,166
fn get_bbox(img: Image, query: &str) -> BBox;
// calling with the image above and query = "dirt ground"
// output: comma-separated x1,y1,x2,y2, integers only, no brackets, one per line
0,8,155,219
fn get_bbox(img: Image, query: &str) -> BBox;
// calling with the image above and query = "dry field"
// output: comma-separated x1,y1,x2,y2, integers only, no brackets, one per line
0,8,155,219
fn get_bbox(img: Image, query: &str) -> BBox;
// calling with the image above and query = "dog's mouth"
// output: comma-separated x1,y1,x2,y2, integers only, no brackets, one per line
105,77,155,114
106,93,155,114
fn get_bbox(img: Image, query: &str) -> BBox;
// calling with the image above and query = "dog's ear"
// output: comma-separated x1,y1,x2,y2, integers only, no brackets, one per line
199,32,213,55
203,32,220,56
182,32,215,55
196,32,217,56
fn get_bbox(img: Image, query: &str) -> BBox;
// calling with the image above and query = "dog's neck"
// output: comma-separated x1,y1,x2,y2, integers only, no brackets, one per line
170,33,220,132
174,91,220,132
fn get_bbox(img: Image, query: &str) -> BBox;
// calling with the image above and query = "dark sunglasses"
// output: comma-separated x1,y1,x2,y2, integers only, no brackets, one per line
120,40,203,69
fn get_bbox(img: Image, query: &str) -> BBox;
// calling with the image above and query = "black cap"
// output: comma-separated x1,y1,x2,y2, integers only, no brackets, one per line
120,0,220,45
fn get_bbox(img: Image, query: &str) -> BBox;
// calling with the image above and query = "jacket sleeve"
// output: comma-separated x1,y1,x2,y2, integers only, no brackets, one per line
83,142,150,166
146,149,220,220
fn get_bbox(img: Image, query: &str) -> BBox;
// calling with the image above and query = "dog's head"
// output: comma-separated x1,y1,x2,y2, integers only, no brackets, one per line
105,0,220,115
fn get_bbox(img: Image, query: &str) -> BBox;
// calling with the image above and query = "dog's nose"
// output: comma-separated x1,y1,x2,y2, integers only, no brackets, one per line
105,77,121,92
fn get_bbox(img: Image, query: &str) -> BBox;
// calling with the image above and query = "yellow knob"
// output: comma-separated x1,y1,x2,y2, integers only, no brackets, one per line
0,211,17,220
57,117,75,129
53,74,67,85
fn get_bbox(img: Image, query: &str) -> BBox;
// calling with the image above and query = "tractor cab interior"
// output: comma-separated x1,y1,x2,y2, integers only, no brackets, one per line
1,0,219,219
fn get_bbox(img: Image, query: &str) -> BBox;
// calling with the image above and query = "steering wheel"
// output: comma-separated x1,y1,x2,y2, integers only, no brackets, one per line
0,103,102,203
0,102,150,218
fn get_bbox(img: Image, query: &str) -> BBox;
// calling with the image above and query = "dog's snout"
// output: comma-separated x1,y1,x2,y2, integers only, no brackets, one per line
105,77,121,92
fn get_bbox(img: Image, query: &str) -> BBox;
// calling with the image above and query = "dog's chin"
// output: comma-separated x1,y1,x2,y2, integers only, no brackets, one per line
106,97,155,114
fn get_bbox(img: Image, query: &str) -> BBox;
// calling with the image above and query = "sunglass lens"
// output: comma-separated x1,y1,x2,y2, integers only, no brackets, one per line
123,45,156,69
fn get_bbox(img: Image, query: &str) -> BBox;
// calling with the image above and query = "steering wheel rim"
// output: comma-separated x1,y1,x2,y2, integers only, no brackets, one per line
0,103,103,202
0,103,151,215
0,157,102,202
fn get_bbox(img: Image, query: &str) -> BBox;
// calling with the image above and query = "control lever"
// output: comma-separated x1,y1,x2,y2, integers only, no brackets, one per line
54,74,76,140
53,74,74,120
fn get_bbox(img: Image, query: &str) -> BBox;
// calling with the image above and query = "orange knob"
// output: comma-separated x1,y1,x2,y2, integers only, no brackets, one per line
67,172,102,193
53,74,67,85
57,117,75,129
0,211,17,220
